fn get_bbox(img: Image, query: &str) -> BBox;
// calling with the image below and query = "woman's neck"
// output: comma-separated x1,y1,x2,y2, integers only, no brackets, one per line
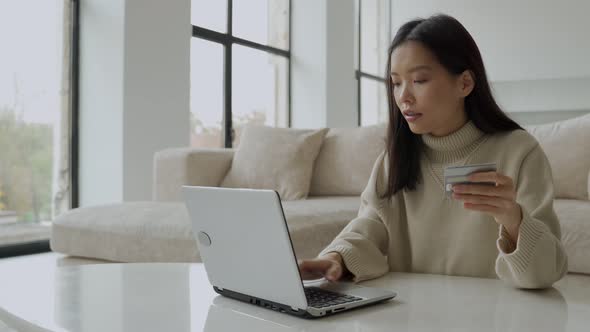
429,110,468,137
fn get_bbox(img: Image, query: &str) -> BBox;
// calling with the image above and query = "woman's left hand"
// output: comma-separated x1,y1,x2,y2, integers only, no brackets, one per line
452,171,522,243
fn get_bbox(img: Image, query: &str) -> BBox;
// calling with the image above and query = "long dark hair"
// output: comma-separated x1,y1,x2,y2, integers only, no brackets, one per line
382,14,523,200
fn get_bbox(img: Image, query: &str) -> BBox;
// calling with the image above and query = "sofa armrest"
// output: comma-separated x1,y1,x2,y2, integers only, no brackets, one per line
153,147,234,202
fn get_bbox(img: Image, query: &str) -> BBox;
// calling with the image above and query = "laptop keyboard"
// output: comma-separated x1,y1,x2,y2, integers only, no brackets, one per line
304,287,363,308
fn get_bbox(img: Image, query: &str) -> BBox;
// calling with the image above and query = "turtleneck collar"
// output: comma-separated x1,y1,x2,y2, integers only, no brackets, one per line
421,121,485,164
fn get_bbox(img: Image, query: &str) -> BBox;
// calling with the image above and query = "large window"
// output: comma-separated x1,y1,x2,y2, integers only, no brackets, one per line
0,0,77,254
356,0,392,126
191,0,291,148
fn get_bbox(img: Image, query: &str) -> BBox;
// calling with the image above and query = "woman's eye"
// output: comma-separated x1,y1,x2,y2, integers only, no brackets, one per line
414,79,427,84
392,82,401,87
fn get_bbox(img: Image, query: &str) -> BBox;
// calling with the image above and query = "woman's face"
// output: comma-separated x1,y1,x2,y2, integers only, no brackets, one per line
389,41,473,136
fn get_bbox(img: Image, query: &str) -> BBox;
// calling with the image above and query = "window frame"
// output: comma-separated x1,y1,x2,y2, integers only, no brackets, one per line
192,0,292,148
355,0,392,126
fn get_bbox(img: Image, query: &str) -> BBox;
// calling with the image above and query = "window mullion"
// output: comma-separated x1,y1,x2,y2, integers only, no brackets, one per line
224,43,233,148
357,0,362,126
224,0,233,148
288,0,292,127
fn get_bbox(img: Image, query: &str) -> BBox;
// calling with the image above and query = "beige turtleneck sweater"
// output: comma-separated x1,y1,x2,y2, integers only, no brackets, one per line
319,121,568,289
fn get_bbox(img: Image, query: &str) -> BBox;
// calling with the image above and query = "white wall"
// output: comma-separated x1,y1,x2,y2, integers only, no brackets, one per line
291,0,357,128
390,0,590,124
123,0,190,201
391,0,590,81
79,0,190,206
325,0,357,127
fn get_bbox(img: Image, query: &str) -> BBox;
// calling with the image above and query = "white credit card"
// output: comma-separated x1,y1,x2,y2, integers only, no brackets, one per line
443,163,497,197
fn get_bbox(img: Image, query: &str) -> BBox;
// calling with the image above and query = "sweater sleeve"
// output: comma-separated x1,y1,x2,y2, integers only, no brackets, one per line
318,152,391,283
495,144,568,289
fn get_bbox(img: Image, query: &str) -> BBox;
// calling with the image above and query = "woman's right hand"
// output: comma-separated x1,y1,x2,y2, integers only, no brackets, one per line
297,252,347,282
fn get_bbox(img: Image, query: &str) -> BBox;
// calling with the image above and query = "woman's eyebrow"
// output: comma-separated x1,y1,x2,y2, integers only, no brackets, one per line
391,65,432,76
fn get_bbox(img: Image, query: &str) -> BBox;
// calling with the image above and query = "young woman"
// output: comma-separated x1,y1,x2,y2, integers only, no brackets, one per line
298,14,567,289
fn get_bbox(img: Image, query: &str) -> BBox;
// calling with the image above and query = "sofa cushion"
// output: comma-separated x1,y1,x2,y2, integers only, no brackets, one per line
524,113,590,200
554,199,590,275
50,202,199,263
51,198,589,275
309,124,386,196
221,125,328,200
282,196,360,259
50,197,360,263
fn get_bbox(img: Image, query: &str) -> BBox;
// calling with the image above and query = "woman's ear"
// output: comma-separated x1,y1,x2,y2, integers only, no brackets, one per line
458,70,475,97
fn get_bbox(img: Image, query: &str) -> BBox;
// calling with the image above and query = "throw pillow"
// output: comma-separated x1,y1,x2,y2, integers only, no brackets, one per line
221,125,328,200
524,113,590,200
309,124,387,196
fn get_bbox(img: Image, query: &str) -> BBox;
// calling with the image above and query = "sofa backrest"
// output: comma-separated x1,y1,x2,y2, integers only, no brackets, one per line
524,113,590,200
308,113,590,200
309,124,387,196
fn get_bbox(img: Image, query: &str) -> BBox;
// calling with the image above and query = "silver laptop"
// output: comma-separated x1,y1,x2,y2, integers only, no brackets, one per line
182,186,396,318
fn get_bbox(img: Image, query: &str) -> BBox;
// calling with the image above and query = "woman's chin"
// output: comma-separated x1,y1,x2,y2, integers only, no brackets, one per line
407,123,429,135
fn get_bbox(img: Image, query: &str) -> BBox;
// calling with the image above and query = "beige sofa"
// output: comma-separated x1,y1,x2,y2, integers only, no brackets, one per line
51,115,590,275
52,125,386,263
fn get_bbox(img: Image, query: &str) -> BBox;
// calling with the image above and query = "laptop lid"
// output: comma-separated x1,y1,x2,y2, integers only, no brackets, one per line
182,186,308,310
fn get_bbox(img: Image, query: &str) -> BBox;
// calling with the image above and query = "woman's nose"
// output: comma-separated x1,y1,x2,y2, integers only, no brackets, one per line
398,84,414,107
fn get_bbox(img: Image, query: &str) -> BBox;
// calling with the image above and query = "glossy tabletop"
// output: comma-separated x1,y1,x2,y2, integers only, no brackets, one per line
0,253,589,332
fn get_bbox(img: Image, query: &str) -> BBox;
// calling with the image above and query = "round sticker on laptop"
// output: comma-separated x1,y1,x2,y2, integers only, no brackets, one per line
198,231,212,246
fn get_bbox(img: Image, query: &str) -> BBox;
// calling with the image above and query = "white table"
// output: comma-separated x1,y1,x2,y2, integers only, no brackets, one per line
0,253,589,332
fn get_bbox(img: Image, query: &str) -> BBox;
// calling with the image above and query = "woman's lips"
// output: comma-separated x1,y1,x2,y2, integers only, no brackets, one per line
403,111,422,122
